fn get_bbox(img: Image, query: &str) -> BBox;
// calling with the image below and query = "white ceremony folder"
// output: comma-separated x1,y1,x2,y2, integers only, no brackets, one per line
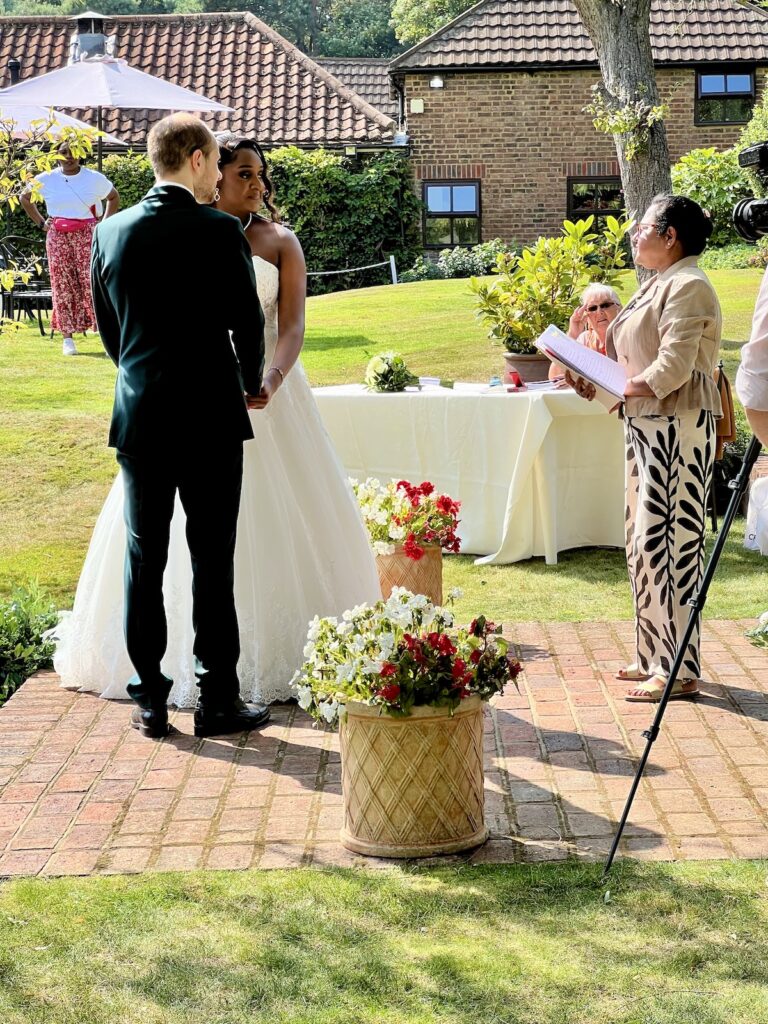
535,324,626,411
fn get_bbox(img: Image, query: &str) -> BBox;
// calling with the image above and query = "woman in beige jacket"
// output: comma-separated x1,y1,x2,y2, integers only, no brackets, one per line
575,195,722,701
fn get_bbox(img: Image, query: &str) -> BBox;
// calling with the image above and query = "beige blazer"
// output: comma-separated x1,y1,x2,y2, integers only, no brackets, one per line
606,255,723,419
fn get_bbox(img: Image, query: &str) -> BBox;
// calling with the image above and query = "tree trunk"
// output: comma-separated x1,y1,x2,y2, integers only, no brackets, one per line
573,0,673,280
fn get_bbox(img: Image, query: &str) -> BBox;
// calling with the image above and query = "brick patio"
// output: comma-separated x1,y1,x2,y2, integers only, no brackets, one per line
1,619,767,878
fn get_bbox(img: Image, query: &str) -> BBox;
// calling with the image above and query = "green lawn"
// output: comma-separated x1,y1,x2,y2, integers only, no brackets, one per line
0,269,766,621
1,862,768,1024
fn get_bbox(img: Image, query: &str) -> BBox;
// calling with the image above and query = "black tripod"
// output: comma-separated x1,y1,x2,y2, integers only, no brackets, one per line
602,433,763,877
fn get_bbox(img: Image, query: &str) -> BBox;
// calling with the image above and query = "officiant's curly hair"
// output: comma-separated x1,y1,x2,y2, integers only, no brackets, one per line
147,114,217,174
215,133,281,223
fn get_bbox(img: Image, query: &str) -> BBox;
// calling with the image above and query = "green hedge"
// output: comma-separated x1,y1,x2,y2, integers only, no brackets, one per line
3,148,422,295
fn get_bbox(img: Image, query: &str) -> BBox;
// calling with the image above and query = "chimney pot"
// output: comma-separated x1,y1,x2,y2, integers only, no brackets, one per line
7,58,20,85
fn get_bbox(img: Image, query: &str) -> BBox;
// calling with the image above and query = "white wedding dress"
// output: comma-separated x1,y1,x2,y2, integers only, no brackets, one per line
54,256,381,706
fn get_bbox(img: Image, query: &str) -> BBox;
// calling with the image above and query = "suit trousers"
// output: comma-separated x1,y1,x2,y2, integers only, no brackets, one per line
116,445,244,708
624,410,715,681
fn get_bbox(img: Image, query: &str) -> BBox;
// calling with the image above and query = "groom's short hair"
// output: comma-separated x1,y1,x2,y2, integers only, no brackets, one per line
147,114,217,175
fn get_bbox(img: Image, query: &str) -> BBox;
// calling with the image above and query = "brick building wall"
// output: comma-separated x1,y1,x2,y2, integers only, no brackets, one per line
404,66,768,245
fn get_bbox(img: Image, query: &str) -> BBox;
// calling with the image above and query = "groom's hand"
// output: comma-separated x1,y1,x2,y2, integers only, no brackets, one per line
245,373,279,411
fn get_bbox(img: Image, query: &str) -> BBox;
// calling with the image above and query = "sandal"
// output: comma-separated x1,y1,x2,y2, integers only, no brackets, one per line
625,675,700,703
615,663,651,682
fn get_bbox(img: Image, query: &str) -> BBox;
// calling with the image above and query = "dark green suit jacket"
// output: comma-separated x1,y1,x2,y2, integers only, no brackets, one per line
91,184,265,455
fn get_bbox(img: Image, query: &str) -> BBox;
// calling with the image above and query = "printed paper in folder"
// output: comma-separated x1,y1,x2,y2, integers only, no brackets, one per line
535,324,626,411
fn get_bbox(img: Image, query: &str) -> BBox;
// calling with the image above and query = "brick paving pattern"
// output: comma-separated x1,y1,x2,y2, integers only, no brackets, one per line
1,619,767,877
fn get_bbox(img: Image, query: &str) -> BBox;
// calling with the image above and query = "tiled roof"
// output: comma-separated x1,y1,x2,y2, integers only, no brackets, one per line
0,13,396,147
317,58,398,120
391,0,768,71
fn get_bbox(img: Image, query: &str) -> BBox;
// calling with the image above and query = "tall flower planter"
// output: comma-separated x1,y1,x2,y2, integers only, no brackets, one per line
339,696,487,858
376,543,442,605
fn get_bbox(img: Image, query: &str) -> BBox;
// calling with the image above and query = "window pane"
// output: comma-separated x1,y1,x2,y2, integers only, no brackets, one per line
723,96,753,123
570,182,595,210
699,74,725,95
453,217,480,245
452,184,478,213
697,98,725,123
726,73,753,94
425,217,451,246
426,186,451,213
596,182,623,210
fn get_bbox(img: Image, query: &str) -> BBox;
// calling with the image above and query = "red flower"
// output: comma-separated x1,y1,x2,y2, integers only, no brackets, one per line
507,656,523,680
380,661,397,677
436,494,454,514
403,533,425,561
376,682,401,702
470,648,482,665
452,658,467,679
419,482,434,496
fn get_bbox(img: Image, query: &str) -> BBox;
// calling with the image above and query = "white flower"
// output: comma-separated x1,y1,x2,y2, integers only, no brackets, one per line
296,685,314,711
320,699,340,724
362,658,384,676
448,587,464,601
335,662,357,684
306,615,322,641
303,641,315,659
389,523,406,540
373,541,396,556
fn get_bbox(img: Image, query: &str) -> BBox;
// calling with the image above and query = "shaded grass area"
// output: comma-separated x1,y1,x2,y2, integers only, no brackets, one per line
1,862,767,1024
1,269,766,618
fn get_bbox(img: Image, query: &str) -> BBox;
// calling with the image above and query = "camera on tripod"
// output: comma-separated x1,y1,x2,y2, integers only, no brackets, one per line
733,141,768,241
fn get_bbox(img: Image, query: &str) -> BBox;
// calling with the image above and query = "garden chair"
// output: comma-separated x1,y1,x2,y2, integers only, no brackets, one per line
0,235,53,336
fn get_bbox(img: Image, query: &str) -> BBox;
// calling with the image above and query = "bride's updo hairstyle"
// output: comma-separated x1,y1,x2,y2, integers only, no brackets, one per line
216,132,281,223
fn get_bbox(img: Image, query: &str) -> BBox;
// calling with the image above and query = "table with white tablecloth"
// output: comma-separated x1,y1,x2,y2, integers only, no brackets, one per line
311,383,626,565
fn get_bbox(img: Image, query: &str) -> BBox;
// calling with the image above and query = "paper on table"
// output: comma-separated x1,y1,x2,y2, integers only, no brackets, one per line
535,324,626,410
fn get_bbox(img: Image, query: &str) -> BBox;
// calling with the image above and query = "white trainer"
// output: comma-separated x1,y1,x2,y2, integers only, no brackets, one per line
62,338,77,356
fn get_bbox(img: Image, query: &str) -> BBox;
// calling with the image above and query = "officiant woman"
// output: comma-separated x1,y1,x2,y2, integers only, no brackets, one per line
577,195,722,702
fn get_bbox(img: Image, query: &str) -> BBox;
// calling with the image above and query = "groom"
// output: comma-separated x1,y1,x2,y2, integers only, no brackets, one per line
90,113,270,740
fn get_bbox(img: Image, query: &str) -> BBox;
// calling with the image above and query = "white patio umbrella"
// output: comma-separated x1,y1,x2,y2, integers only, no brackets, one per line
0,56,233,168
0,105,126,147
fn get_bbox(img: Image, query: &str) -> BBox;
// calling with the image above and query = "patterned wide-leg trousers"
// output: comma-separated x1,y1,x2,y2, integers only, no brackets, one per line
624,410,715,681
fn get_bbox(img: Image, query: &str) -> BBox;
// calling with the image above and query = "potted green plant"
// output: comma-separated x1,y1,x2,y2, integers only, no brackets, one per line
469,215,632,383
293,588,521,858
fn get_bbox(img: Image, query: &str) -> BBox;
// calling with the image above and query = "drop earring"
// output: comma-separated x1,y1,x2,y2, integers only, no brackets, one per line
214,187,221,202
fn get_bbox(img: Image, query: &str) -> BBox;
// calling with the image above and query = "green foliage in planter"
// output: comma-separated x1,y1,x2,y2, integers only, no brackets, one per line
267,147,422,294
671,148,751,247
469,216,632,354
0,582,58,708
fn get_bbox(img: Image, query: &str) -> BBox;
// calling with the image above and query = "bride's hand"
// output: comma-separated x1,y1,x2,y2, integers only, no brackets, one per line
245,371,280,410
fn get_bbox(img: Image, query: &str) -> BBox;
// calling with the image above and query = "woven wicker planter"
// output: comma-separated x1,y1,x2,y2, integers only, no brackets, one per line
339,696,487,858
376,543,442,605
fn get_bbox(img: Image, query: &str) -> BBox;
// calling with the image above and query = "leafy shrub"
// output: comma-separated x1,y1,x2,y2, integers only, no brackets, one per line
472,238,516,272
470,215,632,353
268,147,422,294
739,77,768,197
699,242,758,269
671,147,751,247
437,246,485,278
102,150,153,209
400,256,445,283
0,583,58,708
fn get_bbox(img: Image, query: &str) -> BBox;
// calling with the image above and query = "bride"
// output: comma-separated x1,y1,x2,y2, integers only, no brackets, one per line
54,134,382,707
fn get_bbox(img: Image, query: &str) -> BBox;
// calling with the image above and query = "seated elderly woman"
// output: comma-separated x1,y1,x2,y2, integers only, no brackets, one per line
548,283,622,380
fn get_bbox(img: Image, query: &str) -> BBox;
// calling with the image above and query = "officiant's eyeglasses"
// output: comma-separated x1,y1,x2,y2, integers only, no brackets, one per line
586,301,616,312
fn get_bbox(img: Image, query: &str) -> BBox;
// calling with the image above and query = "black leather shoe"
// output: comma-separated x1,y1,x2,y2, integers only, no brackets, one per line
193,697,270,738
130,705,171,739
